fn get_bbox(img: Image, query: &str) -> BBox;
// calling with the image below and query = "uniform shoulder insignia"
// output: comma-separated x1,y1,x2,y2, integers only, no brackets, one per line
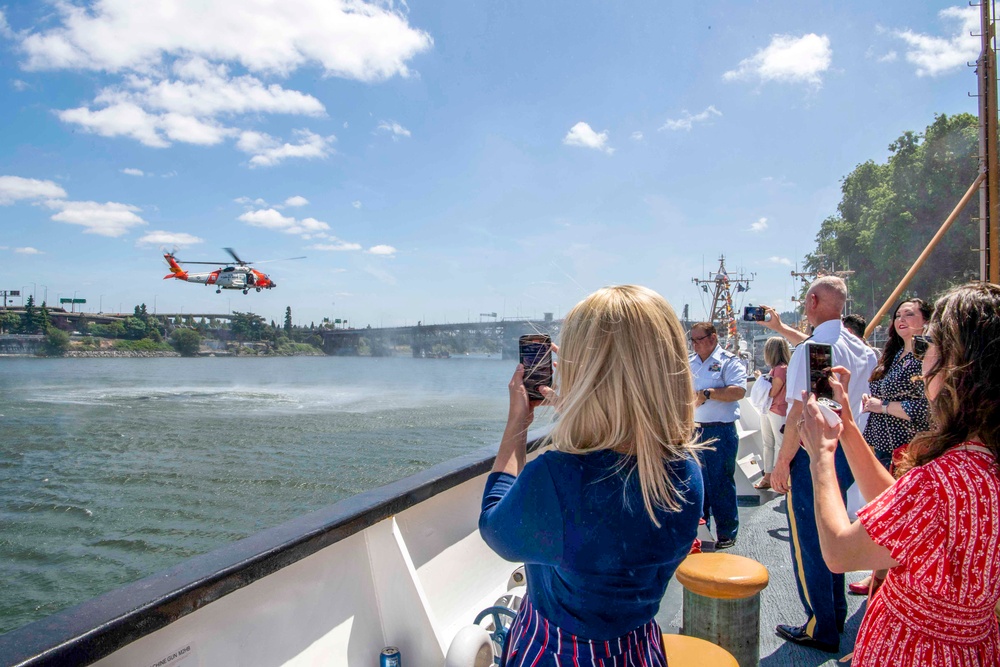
721,350,736,358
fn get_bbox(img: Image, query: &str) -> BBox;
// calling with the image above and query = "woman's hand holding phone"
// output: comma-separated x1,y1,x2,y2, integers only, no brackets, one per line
506,343,559,431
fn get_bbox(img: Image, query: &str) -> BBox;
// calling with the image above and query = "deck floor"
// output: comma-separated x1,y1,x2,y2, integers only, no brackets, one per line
655,491,868,666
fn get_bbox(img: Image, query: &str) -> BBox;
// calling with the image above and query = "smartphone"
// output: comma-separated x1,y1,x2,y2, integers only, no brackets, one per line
519,334,553,400
743,305,766,322
806,342,836,403
912,335,930,361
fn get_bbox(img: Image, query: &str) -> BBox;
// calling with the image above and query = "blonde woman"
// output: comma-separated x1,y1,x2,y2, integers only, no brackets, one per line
479,285,704,666
754,336,791,490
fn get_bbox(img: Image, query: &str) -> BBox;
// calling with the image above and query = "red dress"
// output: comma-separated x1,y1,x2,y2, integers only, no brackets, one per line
855,445,1000,666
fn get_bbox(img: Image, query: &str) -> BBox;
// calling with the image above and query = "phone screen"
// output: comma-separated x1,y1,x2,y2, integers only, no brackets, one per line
807,342,834,400
519,335,553,400
743,306,765,322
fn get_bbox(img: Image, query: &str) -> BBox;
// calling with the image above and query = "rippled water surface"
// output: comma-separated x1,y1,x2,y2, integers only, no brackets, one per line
0,355,522,634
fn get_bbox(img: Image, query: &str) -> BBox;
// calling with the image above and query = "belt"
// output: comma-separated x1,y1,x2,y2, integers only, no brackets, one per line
695,421,734,428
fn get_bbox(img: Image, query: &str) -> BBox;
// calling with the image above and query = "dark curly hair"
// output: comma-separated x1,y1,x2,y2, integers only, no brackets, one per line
869,298,933,382
896,283,1000,477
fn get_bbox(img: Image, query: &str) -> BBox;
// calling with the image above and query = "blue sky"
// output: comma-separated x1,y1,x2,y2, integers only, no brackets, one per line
0,1,984,327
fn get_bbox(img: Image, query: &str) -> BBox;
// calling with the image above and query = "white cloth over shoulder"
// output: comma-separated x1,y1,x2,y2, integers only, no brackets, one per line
749,376,773,414
786,319,878,431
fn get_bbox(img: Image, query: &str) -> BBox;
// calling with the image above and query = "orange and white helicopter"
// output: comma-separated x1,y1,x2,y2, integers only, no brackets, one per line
163,247,304,294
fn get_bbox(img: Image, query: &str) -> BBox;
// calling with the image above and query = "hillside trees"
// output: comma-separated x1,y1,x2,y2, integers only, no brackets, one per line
805,113,980,321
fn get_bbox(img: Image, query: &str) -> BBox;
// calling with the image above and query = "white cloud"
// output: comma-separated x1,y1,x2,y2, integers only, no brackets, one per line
376,120,411,139
309,241,362,251
0,9,11,39
238,208,331,236
15,247,42,255
893,6,979,77
878,51,898,63
367,244,397,256
22,3,428,157
631,131,644,141
11,79,29,91
724,34,832,87
45,200,147,237
749,217,768,232
352,200,362,209
21,1,432,80
285,195,309,207
237,129,333,168
136,230,204,247
121,168,145,176
58,102,169,147
0,176,68,204
235,196,268,206
768,256,793,266
563,122,613,154
660,106,721,131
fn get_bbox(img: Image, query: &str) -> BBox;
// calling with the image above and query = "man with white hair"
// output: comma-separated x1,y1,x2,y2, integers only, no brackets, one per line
771,277,878,653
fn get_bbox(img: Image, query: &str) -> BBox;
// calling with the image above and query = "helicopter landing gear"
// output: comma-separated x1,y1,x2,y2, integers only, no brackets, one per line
255,287,262,292
216,289,221,294
242,289,249,295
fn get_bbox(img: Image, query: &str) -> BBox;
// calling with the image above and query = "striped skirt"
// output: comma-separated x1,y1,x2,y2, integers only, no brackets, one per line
501,597,668,667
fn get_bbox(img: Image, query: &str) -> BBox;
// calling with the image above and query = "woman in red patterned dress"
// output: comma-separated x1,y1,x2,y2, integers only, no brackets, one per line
799,282,1000,666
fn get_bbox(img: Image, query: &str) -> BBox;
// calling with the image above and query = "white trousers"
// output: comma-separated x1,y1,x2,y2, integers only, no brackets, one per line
759,410,787,473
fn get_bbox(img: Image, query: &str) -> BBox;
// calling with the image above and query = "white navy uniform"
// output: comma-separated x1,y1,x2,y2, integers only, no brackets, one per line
690,345,748,424
688,344,747,544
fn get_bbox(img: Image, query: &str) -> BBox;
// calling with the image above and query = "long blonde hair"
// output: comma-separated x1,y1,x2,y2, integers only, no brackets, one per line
548,285,699,525
763,336,790,368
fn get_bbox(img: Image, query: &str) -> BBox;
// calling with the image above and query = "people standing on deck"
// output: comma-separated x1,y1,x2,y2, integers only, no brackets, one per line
769,276,879,653
689,322,748,550
754,337,791,491
479,285,704,667
798,282,1000,667
847,300,932,599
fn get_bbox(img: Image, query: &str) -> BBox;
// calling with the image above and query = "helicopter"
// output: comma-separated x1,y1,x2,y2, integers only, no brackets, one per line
163,247,304,294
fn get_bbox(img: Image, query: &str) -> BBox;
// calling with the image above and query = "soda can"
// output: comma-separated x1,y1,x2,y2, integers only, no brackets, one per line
380,646,401,667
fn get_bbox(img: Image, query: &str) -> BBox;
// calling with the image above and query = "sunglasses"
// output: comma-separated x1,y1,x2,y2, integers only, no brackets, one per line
912,335,930,361
689,334,712,343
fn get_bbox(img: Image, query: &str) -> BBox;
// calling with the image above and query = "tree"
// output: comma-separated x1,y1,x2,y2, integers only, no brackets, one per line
230,311,266,341
170,328,202,356
22,295,38,333
0,311,20,333
284,306,293,335
124,316,148,340
805,113,979,322
42,327,70,356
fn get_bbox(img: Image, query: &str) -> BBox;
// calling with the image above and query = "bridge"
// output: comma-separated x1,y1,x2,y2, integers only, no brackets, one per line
320,319,563,359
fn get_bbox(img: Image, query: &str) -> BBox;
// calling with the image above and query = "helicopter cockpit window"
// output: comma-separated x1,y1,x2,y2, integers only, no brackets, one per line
223,267,235,272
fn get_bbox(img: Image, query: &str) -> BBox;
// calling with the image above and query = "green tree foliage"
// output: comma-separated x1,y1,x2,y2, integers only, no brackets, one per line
42,327,70,356
124,316,148,340
21,295,38,333
170,328,202,356
0,311,20,333
230,311,266,341
806,113,979,322
284,306,293,335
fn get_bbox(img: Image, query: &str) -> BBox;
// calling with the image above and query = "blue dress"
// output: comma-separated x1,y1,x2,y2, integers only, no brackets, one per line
479,448,703,661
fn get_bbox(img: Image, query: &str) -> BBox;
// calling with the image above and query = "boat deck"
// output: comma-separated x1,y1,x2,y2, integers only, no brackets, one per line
656,491,867,666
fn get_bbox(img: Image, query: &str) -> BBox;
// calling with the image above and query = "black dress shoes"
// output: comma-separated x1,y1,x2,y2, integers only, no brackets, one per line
775,624,840,653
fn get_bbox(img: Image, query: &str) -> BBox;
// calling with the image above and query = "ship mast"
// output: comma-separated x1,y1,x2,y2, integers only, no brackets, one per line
979,0,1000,284
692,255,754,353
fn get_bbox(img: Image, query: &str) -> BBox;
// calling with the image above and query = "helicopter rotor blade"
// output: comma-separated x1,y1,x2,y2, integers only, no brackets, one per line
224,247,246,265
253,256,307,265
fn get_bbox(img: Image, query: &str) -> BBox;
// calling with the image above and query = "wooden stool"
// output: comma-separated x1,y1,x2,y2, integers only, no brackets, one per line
674,553,769,667
662,634,738,667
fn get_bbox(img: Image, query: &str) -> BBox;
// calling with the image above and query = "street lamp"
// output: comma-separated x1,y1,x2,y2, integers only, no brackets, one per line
72,290,79,313
41,285,48,305
99,295,104,314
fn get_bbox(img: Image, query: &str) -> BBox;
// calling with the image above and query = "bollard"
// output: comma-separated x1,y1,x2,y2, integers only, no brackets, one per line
674,553,769,667
661,633,738,667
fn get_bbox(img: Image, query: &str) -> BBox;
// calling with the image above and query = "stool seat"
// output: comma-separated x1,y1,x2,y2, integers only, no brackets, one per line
662,634,738,667
675,553,768,600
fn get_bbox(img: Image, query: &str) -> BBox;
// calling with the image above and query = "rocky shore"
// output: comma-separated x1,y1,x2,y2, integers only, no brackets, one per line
65,350,182,358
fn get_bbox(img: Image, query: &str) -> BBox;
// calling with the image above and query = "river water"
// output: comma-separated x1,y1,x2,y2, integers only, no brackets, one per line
0,355,530,635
